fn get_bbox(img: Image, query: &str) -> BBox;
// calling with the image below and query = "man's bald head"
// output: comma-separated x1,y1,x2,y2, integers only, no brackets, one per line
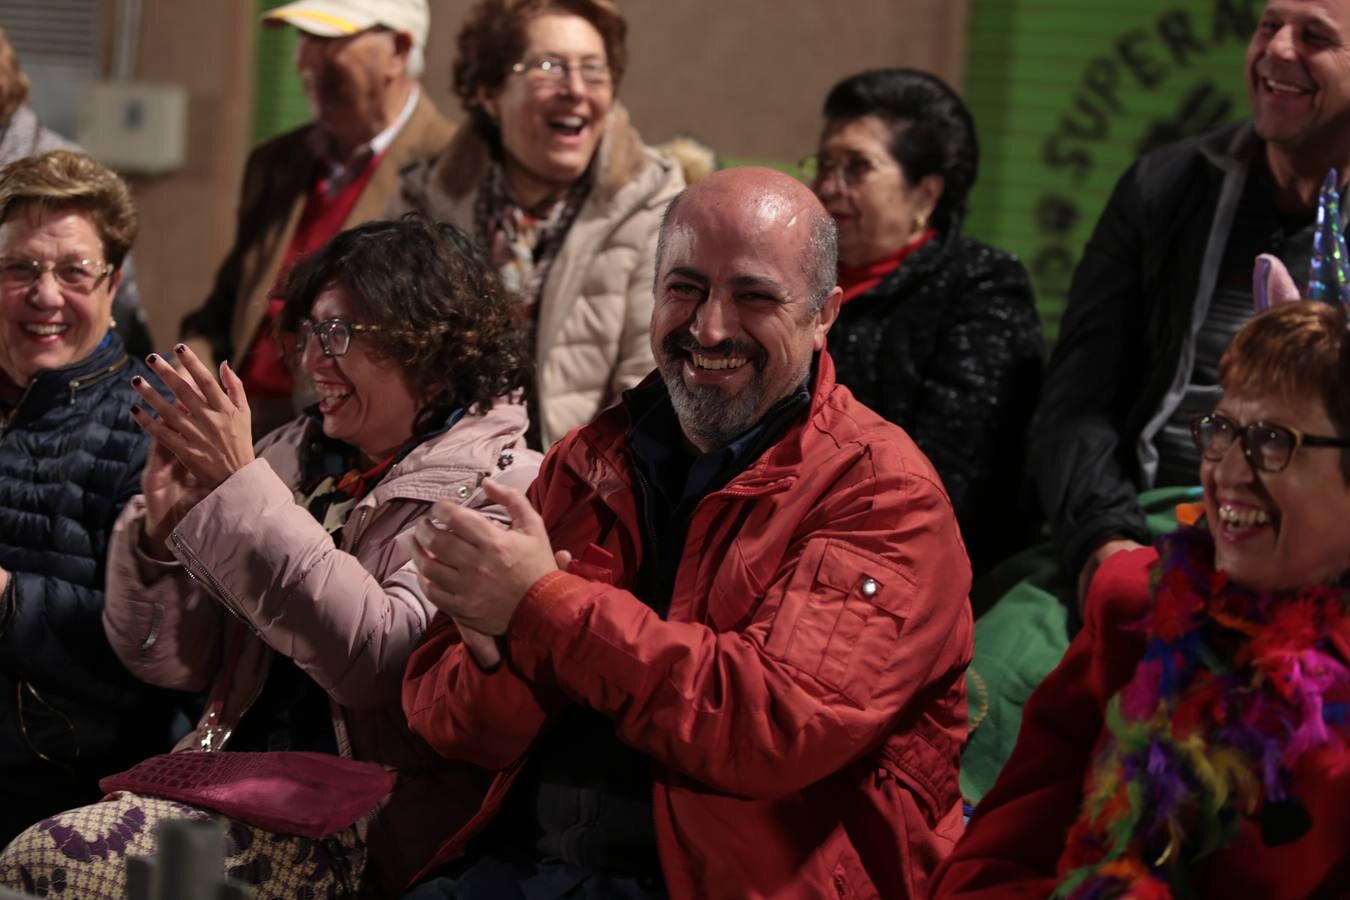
656,167,839,313
649,167,844,452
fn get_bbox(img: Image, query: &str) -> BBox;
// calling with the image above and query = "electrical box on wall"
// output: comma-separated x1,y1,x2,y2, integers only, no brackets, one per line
77,81,188,175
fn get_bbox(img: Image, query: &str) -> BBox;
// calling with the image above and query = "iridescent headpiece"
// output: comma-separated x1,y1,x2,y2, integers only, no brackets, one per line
1254,168,1350,312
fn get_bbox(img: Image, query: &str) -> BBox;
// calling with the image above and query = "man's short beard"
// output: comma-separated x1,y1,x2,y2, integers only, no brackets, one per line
659,333,804,450
663,368,764,450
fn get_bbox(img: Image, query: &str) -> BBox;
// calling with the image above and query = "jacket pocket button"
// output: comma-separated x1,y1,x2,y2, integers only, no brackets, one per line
456,486,470,499
861,577,878,597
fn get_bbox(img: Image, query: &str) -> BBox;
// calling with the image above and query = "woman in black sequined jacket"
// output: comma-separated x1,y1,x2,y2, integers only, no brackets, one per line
807,69,1045,575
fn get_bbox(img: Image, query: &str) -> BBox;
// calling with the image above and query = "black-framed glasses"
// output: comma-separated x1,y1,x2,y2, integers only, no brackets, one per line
798,153,883,189
0,257,112,295
1189,412,1350,473
510,55,612,89
296,316,384,358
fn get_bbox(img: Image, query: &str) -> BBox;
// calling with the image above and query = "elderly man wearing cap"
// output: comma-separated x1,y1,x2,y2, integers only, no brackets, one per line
179,0,453,436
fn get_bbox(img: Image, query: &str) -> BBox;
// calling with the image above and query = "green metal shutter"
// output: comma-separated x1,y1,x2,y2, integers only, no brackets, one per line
964,0,1262,340
253,0,311,143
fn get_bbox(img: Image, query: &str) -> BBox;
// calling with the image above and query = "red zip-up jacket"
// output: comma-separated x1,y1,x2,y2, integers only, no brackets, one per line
403,354,974,898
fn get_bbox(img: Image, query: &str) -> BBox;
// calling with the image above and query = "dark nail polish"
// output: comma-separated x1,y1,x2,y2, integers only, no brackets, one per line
131,375,143,387
129,405,140,416
174,343,187,354
146,354,159,365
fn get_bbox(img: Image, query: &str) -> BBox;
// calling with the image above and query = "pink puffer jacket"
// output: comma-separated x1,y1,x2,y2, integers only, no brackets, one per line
102,400,540,896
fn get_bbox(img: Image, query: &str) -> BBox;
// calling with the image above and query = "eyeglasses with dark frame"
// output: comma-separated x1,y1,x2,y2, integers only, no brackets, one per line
797,153,890,190
296,316,387,359
510,55,612,89
1189,412,1350,474
0,257,113,295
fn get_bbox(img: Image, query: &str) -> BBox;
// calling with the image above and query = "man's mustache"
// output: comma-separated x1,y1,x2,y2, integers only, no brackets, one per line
663,333,767,371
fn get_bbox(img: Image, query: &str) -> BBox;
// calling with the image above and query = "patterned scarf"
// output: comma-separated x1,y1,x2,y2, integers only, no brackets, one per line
294,435,396,539
473,162,590,326
292,408,464,539
1056,526,1350,899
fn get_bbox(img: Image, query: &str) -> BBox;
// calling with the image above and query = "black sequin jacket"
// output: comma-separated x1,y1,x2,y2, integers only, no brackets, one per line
829,232,1045,575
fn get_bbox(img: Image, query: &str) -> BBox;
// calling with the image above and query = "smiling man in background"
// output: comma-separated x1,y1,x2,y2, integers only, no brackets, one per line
179,0,452,436
1030,0,1350,608
401,166,973,899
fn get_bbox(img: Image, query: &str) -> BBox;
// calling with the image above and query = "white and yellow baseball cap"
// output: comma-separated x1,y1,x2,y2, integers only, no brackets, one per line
262,0,429,49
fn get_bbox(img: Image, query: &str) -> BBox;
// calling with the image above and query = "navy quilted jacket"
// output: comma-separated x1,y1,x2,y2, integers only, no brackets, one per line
0,333,179,834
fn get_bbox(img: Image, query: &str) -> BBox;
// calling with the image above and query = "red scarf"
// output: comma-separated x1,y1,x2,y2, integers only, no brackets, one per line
837,229,936,305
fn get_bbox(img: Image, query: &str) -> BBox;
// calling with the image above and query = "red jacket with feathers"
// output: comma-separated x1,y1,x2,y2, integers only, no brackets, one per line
931,547,1350,898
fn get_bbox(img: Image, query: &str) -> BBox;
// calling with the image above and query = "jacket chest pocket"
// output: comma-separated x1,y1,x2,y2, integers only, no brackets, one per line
764,539,912,708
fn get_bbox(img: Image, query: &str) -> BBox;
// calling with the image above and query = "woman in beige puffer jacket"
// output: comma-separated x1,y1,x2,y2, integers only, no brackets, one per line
387,0,684,448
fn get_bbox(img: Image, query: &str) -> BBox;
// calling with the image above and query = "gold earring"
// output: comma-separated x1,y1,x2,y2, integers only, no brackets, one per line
915,213,928,231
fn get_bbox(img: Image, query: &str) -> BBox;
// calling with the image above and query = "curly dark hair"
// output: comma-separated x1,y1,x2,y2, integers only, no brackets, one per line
822,68,979,236
277,216,531,434
453,0,627,148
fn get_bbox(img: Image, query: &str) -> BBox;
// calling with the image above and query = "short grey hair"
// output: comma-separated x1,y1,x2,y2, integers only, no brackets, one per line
654,188,838,314
406,43,425,78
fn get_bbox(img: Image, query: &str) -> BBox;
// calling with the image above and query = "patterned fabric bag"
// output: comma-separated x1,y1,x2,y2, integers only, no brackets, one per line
0,793,364,899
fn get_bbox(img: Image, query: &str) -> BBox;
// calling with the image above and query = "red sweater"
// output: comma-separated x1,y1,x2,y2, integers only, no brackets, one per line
237,152,383,398
837,229,936,305
403,353,974,898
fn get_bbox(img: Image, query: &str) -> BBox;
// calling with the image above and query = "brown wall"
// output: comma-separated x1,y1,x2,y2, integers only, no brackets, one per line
129,0,967,349
423,0,970,159
121,1,255,351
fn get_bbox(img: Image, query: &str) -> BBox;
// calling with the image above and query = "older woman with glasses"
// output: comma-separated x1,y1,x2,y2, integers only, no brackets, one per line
807,68,1044,575
0,217,541,898
0,150,179,842
388,0,683,449
932,260,1350,897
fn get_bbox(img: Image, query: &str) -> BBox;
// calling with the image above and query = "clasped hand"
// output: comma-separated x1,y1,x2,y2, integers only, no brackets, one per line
413,480,564,647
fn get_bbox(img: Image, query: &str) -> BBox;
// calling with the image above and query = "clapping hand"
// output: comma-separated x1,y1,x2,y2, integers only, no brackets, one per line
413,480,570,668
130,344,255,493
139,438,209,556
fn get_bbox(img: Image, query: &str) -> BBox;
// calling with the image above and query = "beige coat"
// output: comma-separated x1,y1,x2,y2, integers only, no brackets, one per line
102,401,539,897
388,104,684,447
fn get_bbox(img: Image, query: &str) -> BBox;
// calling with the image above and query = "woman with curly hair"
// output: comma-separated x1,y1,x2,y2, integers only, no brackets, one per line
0,217,541,898
388,0,683,449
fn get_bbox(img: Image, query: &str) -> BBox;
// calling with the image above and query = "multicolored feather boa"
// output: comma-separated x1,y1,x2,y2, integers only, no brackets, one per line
1055,526,1350,899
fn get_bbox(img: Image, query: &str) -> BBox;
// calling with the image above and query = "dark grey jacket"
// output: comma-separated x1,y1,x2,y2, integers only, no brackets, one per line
1029,122,1258,576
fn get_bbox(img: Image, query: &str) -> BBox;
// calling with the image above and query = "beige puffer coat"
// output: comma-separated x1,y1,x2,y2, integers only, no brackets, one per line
388,103,684,447
101,401,540,897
